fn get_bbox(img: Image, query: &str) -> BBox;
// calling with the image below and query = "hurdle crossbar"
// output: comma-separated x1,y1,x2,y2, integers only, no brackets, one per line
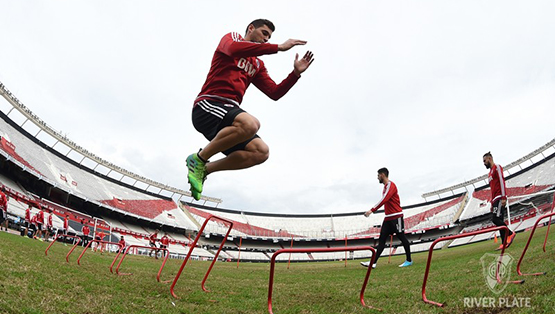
76,239,124,273
267,246,377,314
516,211,555,276
170,214,234,298
45,234,82,263
115,245,170,283
422,226,524,307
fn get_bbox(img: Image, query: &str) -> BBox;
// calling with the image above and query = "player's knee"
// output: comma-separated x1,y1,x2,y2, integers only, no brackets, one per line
251,144,269,165
240,121,259,138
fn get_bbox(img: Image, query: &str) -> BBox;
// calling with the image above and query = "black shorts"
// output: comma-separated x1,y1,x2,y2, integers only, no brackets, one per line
192,99,260,155
382,217,406,235
491,200,506,219
149,241,157,248
37,223,43,230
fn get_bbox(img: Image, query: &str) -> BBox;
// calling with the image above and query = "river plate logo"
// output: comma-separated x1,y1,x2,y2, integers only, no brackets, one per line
480,253,514,294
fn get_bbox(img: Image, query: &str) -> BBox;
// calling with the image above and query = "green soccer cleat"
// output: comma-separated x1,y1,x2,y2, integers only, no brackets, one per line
186,153,207,194
191,189,202,201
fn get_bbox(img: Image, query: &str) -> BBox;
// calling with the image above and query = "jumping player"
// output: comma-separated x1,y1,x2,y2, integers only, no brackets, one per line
483,152,516,250
361,168,413,269
186,18,315,200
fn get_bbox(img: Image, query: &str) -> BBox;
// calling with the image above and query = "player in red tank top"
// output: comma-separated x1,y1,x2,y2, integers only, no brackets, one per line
186,19,315,200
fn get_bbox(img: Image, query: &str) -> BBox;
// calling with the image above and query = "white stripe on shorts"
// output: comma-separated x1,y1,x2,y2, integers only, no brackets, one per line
197,100,226,119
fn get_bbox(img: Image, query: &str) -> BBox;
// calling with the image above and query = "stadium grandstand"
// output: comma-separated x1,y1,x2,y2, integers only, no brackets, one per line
1,80,554,263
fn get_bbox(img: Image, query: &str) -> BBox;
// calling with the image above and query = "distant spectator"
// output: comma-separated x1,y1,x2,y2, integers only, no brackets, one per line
0,188,8,231
45,210,54,241
160,233,170,257
148,230,159,259
117,235,127,254
81,220,90,247
24,205,31,237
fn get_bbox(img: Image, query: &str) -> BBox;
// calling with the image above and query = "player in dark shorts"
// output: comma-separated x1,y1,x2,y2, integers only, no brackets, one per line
362,168,413,269
149,230,159,259
0,188,8,231
185,19,314,200
483,152,516,250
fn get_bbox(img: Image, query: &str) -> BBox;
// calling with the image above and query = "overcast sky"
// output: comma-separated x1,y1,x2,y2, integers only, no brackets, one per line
0,1,554,214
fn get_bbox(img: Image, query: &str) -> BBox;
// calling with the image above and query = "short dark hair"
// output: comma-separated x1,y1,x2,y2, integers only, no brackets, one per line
246,19,275,34
483,151,492,158
378,167,389,177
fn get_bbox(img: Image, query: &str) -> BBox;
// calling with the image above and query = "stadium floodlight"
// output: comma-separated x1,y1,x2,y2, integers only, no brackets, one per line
115,245,170,283
45,234,82,263
516,210,555,277
170,214,234,298
76,239,124,273
422,226,524,307
267,246,377,314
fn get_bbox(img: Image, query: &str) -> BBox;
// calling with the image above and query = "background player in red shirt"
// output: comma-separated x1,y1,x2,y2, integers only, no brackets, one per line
24,205,32,237
186,18,315,200
159,233,170,257
36,206,45,241
81,220,90,247
362,168,413,269
0,188,8,231
117,235,127,254
483,152,516,250
148,230,159,258
45,210,54,241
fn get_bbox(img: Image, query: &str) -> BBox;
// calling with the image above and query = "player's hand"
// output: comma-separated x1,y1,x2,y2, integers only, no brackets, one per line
293,51,314,76
278,39,307,51
364,210,373,217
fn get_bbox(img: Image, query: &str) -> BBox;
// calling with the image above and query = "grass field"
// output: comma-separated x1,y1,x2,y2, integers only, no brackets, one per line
1,226,554,314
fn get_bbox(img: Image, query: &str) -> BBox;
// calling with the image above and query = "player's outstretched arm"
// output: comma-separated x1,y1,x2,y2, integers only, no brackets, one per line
278,39,307,51
293,51,314,76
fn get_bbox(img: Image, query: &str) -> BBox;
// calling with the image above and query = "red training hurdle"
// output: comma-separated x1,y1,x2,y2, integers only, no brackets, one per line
516,211,555,276
170,215,234,298
422,226,524,307
115,245,170,282
267,246,377,314
45,234,82,263
76,239,124,273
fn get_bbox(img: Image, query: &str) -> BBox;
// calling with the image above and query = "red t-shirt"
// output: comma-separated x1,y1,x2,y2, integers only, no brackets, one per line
96,232,105,240
82,225,90,236
63,217,69,229
47,214,53,227
196,32,299,107
371,181,403,221
161,236,170,246
37,210,44,224
25,208,31,222
31,215,37,225
118,238,126,247
0,192,7,212
488,163,507,204
149,233,158,243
